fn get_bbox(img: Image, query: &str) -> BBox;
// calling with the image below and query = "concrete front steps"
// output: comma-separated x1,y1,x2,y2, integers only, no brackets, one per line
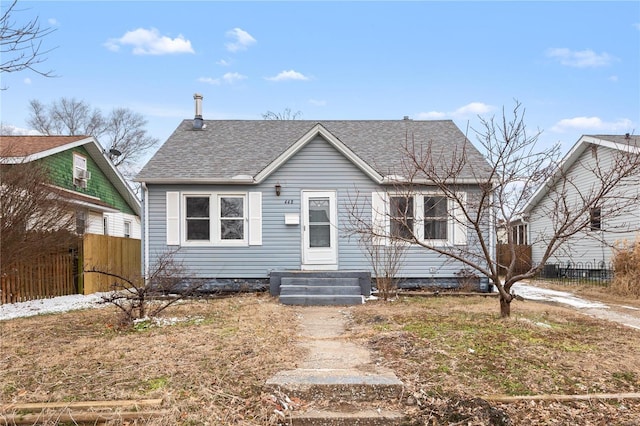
266,369,405,425
270,272,372,306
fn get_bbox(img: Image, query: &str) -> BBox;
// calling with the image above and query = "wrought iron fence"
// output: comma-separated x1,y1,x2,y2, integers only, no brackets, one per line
534,260,613,286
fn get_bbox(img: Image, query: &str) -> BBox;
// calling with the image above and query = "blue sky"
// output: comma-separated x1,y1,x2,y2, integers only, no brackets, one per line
2,1,639,170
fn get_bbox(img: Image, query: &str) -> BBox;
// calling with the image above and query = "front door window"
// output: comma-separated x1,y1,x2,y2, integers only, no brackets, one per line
309,198,330,247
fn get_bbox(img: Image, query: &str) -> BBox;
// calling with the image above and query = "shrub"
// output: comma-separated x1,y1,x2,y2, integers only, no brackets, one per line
611,237,640,297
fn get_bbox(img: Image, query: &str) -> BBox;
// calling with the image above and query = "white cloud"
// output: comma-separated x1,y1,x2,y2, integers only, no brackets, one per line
198,77,220,85
416,102,493,120
0,124,41,135
634,23,640,30
551,116,634,133
217,59,231,66
546,48,615,68
23,77,32,85
608,75,619,82
225,28,256,52
309,99,327,107
265,70,310,82
416,111,447,119
48,18,59,26
222,72,247,84
198,72,247,85
104,28,194,55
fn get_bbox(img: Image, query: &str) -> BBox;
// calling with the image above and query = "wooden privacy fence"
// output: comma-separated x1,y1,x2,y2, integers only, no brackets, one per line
82,234,141,294
497,244,532,275
1,250,77,304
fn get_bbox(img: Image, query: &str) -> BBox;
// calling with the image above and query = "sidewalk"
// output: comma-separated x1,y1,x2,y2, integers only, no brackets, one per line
513,282,640,330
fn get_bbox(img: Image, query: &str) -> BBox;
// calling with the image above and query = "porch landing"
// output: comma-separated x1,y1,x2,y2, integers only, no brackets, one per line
270,271,371,306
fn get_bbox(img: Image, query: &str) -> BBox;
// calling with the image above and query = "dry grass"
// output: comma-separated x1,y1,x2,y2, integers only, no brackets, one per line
612,238,640,298
1,292,640,425
347,296,640,425
1,294,304,425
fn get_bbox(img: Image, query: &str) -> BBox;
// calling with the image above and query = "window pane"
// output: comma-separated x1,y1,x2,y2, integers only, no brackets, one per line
309,199,330,223
424,219,447,240
310,224,330,247
424,196,447,218
391,218,414,239
187,197,209,218
221,197,243,218
391,196,414,217
221,219,244,240
187,219,210,240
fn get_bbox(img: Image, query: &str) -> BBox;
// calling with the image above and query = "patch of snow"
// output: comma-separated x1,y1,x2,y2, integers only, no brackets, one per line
512,283,609,309
0,293,109,321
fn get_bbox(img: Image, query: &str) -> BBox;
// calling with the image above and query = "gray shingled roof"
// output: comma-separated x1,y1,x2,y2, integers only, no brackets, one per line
136,119,492,183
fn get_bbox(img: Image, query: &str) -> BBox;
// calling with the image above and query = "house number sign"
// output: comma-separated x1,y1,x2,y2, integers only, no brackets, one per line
284,199,294,205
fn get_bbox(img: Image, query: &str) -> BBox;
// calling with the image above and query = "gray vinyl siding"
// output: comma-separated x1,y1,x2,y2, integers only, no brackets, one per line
145,136,491,279
529,144,640,267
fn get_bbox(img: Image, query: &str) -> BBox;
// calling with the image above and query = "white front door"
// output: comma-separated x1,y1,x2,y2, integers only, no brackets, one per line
302,191,338,269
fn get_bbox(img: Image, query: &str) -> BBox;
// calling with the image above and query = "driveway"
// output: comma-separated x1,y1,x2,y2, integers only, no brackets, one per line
512,282,640,330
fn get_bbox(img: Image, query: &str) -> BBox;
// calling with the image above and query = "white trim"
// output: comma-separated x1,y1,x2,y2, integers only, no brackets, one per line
166,191,181,245
254,123,384,184
181,192,214,247
214,193,248,246
1,136,96,164
248,192,262,246
301,190,338,269
142,183,149,278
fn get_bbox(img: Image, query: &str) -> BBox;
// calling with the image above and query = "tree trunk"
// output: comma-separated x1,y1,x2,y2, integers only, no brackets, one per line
500,294,512,318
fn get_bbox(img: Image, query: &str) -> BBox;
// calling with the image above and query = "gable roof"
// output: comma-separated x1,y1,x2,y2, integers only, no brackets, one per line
136,119,492,184
0,135,141,216
523,134,640,214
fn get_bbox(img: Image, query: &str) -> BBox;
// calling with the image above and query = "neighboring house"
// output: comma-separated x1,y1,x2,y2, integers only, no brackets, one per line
523,134,640,272
0,135,141,239
135,96,495,302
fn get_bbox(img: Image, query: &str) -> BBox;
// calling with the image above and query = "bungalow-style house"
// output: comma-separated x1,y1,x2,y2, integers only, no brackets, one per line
523,134,640,277
135,95,495,304
0,135,141,238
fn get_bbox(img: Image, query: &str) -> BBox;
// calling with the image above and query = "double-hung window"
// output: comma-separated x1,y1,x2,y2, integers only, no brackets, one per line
373,191,466,246
218,195,246,244
185,196,211,242
177,193,250,246
390,196,414,239
423,196,448,241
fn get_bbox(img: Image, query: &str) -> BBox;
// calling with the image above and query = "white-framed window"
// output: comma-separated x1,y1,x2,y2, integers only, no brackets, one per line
170,192,260,247
217,194,247,245
184,194,212,244
372,191,467,246
73,153,90,188
124,221,131,238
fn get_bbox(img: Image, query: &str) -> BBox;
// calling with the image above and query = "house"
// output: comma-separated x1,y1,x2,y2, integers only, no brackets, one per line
1,135,143,300
523,134,640,276
0,135,141,238
135,96,495,304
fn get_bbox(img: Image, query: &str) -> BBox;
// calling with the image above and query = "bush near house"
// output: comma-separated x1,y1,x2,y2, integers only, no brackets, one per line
611,238,640,297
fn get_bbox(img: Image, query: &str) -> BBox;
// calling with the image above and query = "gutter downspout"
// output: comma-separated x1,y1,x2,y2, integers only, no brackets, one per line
141,182,149,280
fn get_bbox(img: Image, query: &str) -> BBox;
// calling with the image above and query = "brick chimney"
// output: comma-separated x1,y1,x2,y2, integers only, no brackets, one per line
193,93,204,130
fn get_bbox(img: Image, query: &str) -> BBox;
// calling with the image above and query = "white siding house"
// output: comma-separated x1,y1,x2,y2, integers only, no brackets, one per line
524,134,640,270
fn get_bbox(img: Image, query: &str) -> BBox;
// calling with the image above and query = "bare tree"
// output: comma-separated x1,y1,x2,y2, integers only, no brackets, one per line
262,108,303,120
346,191,407,301
0,0,55,81
27,97,159,174
0,159,79,270
350,101,640,317
86,250,204,328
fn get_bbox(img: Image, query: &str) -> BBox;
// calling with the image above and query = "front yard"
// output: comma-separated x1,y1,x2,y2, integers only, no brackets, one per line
1,292,639,425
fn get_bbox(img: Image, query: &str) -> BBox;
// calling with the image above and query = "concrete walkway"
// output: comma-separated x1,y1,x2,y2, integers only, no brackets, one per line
265,306,404,424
